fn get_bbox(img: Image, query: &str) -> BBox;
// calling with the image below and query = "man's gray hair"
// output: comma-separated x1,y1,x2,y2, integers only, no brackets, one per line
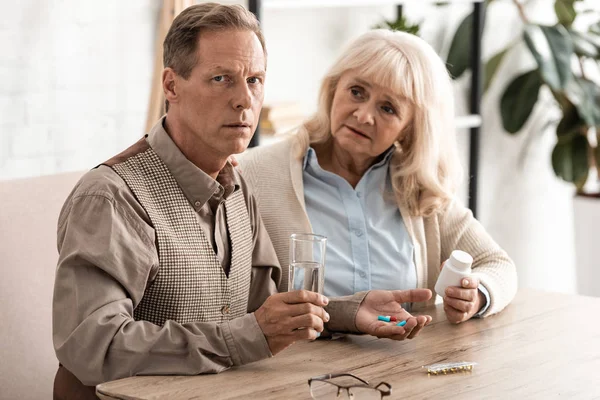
164,2,266,79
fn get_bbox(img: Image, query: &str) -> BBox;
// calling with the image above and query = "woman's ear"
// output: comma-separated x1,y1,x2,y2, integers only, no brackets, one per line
397,122,413,148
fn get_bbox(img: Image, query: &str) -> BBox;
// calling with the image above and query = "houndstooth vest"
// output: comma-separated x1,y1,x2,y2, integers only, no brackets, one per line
105,138,253,326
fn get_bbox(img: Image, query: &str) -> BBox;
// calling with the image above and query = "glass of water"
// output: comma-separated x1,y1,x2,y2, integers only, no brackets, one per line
289,233,327,294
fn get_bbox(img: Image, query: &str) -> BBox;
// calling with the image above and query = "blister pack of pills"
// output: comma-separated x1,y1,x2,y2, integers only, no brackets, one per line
422,361,477,375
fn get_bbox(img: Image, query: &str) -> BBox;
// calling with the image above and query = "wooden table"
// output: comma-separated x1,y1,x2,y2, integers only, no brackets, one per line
96,289,600,399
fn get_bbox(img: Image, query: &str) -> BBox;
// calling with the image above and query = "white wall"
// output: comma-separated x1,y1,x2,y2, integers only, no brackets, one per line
0,1,463,180
0,1,160,180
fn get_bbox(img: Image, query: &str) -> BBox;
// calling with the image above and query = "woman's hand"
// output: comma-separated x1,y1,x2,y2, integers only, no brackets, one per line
355,289,432,340
443,278,485,324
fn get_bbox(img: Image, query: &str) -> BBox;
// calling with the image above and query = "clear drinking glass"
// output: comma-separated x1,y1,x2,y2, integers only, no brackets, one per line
289,233,327,294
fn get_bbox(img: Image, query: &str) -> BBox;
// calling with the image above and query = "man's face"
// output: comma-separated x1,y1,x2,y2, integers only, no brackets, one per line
170,29,266,157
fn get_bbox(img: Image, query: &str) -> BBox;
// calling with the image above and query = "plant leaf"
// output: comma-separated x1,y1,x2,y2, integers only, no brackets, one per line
554,0,578,29
568,30,599,58
581,31,600,55
557,99,587,140
373,15,420,35
523,24,574,90
551,135,590,189
446,12,472,79
594,132,600,174
500,70,543,134
484,48,509,92
565,77,600,127
595,137,600,172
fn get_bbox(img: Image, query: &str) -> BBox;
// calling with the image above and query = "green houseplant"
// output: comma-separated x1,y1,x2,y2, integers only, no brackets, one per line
373,14,421,35
447,0,600,194
446,0,600,296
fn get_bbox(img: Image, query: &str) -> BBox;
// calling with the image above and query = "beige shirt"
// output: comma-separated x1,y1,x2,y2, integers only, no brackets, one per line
53,120,363,386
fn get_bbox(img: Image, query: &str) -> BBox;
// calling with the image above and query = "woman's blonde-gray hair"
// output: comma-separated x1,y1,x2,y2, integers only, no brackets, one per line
298,29,462,217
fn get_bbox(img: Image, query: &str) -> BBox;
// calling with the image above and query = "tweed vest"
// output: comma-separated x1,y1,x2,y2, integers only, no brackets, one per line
104,138,253,326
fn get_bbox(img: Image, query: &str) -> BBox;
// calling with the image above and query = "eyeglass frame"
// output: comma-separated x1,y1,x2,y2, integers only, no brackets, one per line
308,373,392,399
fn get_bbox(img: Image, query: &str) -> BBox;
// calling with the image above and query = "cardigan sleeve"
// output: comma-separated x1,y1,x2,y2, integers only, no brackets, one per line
437,199,518,317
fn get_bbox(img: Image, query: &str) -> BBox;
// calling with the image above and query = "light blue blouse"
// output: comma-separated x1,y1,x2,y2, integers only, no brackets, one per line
297,146,417,298
297,146,490,316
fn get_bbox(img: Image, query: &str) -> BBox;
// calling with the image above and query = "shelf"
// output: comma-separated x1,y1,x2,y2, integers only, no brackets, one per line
262,0,483,9
455,114,482,129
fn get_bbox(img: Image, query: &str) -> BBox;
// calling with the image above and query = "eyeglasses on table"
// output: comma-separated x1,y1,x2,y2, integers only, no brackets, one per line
308,373,392,400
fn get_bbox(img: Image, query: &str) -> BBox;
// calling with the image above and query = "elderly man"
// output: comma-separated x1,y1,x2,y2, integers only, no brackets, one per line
52,3,432,399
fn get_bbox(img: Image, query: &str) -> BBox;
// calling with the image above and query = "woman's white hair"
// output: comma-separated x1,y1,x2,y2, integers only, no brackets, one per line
298,29,462,217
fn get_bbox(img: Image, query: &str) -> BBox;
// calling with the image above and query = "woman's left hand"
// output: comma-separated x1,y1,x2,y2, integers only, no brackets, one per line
443,278,485,324
355,289,432,340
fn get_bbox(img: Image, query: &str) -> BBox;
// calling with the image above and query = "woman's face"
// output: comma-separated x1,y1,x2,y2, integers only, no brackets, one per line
329,71,412,161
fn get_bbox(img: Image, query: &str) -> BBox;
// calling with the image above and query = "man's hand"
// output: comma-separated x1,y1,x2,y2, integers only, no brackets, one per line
443,278,484,324
355,289,432,340
254,290,329,355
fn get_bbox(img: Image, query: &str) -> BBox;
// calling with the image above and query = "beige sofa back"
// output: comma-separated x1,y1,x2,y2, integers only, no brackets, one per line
0,171,84,400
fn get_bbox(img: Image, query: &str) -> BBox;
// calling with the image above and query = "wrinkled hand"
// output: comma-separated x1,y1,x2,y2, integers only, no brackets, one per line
443,277,484,324
355,289,433,340
254,290,329,355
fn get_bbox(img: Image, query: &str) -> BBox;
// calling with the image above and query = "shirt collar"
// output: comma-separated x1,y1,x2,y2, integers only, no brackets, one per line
303,147,316,170
373,145,396,168
146,117,240,212
303,145,396,171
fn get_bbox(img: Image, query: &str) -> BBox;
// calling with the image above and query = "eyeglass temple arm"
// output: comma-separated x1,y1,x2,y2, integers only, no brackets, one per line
308,373,370,385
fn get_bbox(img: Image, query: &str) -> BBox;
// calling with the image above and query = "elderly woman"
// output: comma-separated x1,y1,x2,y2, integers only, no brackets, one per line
240,30,517,323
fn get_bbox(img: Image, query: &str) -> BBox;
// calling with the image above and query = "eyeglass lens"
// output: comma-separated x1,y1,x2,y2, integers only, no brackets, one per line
310,381,382,400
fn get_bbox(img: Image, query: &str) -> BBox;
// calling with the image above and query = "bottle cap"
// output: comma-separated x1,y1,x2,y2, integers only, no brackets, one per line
449,250,473,271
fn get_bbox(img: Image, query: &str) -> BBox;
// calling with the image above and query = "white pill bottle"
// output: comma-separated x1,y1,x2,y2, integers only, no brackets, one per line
435,250,473,296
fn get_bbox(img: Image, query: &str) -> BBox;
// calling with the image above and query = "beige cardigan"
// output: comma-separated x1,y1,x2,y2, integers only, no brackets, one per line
239,135,517,317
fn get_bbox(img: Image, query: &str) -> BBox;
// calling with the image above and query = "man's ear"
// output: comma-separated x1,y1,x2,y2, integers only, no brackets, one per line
163,68,178,104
